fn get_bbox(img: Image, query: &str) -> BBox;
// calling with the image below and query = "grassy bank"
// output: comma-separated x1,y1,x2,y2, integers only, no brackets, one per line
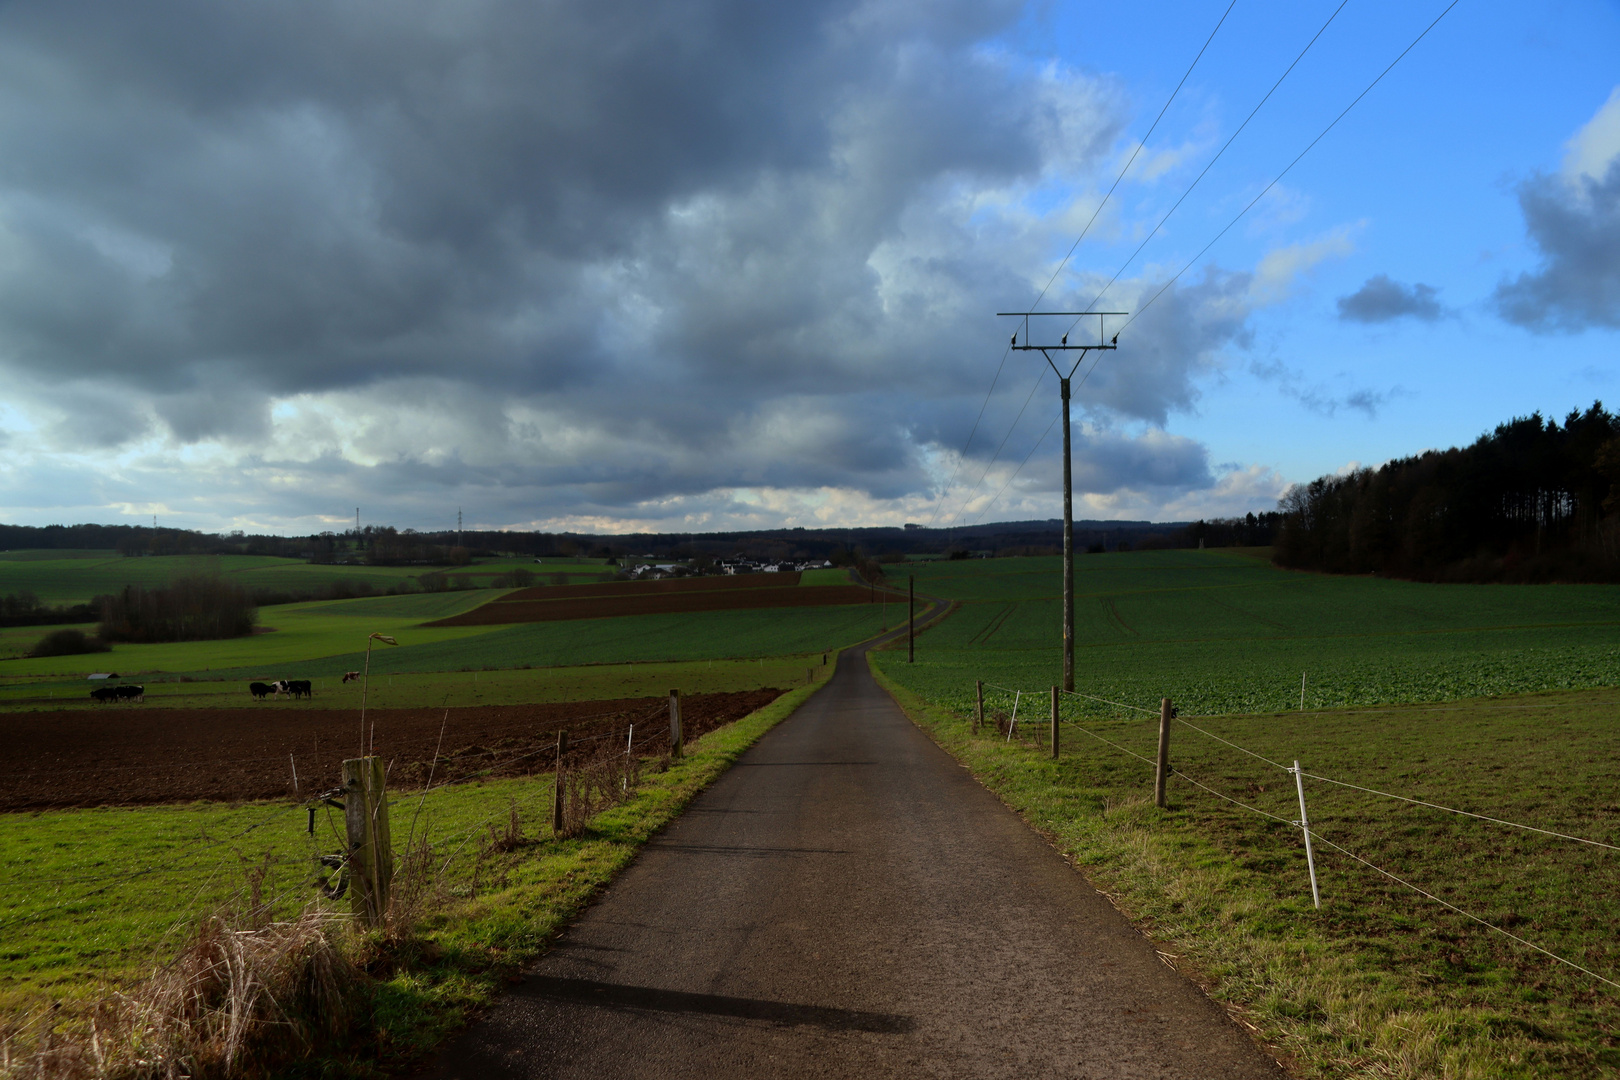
870,658,1620,1079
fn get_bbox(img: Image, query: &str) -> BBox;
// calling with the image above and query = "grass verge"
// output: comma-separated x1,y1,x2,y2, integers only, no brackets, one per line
868,661,1620,1080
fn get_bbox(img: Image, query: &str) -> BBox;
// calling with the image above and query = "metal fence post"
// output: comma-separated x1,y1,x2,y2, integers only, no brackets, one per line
1293,761,1322,909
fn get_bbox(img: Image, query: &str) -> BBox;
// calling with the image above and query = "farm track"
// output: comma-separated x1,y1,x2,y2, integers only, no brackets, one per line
413,638,1283,1080
0,691,781,811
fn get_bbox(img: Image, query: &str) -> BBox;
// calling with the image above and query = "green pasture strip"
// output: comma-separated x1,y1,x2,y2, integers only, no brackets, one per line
798,567,852,586
0,590,508,682
174,604,896,682
0,602,885,711
0,552,611,606
0,655,825,712
893,551,1620,714
870,663,1620,1080
0,673,831,1066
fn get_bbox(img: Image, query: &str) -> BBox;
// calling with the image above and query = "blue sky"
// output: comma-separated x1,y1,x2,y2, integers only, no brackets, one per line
0,0,1616,534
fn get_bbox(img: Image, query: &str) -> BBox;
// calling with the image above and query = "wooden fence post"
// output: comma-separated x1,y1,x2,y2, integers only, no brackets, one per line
669,689,683,759
975,680,984,733
552,729,568,834
1050,686,1059,759
342,756,392,928
908,576,915,663
1154,698,1173,809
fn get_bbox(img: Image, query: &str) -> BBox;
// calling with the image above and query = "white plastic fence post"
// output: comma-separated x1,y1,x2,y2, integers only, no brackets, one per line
1292,760,1321,909
1007,690,1021,742
1300,673,1306,711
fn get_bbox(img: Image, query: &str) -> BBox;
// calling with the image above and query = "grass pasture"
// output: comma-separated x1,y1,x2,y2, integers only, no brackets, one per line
0,551,616,606
874,550,1620,1078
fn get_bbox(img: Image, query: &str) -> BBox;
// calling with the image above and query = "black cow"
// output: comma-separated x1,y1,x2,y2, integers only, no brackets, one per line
249,681,273,700
287,679,312,699
114,683,144,702
89,686,118,703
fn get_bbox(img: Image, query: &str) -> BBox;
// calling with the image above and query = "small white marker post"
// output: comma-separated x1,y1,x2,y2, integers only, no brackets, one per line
1292,760,1321,909
1007,690,1022,742
1300,672,1306,711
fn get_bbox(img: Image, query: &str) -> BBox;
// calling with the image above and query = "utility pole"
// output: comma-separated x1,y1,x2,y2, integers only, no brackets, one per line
997,311,1124,692
457,508,462,549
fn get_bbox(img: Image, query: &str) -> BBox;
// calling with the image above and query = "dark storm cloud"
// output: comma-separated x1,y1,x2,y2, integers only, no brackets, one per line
1336,274,1443,323
1494,161,1620,332
0,0,1255,526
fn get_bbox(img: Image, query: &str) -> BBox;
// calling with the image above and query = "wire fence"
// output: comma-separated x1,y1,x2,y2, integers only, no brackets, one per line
972,679,1620,995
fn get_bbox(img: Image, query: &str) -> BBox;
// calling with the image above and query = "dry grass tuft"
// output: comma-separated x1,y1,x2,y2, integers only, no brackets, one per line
0,907,363,1080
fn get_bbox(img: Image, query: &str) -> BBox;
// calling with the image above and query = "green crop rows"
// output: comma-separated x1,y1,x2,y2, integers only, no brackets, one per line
886,550,1620,719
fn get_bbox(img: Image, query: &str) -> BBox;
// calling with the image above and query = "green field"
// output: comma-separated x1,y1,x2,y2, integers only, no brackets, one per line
0,551,616,605
0,582,899,710
889,549,1620,716
873,551,1620,1079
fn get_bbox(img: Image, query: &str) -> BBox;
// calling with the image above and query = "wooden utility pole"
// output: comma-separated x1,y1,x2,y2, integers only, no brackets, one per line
1050,686,1060,759
669,689,683,759
1154,698,1173,809
1001,311,1124,692
975,680,984,733
908,576,915,663
342,756,392,927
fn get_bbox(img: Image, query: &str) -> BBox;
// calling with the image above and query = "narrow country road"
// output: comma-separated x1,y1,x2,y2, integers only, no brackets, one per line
414,638,1286,1079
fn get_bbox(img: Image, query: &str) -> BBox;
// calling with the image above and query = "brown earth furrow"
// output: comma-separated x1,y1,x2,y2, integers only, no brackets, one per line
498,573,802,603
430,585,877,626
0,691,782,811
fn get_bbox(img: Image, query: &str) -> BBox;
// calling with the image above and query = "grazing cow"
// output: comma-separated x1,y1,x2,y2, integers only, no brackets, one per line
249,681,273,700
271,680,289,698
287,679,312,699
114,684,144,703
89,686,118,703
341,671,361,683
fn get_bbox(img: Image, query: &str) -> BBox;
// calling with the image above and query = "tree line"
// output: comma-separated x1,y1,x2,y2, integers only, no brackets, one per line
1275,403,1620,582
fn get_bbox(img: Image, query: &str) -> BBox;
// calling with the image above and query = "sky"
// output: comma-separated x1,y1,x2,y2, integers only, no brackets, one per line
0,0,1616,536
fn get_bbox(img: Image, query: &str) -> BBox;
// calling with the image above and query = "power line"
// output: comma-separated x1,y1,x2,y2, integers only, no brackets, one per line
1078,0,1353,326
929,0,1237,529
1030,0,1239,312
944,369,1049,528
1118,0,1463,335
925,345,1012,529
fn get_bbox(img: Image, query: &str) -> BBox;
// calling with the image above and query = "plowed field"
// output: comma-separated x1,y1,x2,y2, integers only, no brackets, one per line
2,689,781,811
430,574,880,626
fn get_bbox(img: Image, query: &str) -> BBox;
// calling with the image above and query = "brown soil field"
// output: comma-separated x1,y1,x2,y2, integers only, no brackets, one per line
1,690,781,811
501,573,804,601
430,580,881,627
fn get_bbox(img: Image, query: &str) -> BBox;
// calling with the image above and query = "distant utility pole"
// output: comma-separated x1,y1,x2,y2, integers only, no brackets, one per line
997,310,1124,692
457,508,463,548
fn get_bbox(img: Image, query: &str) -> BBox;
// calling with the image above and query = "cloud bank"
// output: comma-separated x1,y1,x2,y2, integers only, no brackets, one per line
0,0,1297,531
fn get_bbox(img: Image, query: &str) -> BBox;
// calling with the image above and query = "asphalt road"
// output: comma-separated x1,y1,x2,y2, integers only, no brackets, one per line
415,640,1286,1079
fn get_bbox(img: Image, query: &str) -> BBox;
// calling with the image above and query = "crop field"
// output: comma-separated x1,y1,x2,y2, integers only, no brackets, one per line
873,551,1620,1078
0,550,615,605
891,549,1620,716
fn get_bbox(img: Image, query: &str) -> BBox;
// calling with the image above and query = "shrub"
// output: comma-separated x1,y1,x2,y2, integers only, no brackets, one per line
28,628,111,657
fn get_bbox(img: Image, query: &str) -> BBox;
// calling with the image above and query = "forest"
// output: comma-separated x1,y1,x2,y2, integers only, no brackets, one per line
1274,403,1620,582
